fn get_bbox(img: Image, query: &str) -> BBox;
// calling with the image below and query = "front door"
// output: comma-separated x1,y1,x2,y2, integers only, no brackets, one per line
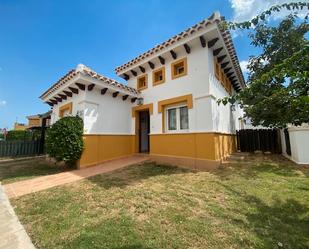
139,111,150,153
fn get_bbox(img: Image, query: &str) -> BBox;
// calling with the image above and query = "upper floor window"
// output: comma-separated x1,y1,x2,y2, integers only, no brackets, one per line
171,58,187,80
137,74,148,90
153,67,165,86
214,58,221,80
166,104,189,132
214,58,232,95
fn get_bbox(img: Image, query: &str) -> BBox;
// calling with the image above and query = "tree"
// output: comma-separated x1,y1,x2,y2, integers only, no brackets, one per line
46,116,84,166
219,2,309,128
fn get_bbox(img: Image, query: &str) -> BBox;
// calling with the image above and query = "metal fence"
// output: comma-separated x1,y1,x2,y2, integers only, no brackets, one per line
0,140,43,157
236,129,282,154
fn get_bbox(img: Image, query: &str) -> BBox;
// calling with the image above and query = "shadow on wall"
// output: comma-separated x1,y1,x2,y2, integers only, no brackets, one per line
87,161,192,190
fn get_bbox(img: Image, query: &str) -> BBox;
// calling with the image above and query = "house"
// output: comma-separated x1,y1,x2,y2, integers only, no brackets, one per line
26,112,51,130
13,123,27,131
40,12,245,169
13,112,52,131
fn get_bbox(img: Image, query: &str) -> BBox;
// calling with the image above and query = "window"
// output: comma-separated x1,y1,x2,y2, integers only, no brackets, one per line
137,74,148,90
214,58,232,95
59,102,72,118
214,58,221,80
166,105,189,132
171,58,187,79
152,67,165,85
220,70,225,84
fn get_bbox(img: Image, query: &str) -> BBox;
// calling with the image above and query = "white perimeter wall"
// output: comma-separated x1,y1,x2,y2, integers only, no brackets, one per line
281,124,309,165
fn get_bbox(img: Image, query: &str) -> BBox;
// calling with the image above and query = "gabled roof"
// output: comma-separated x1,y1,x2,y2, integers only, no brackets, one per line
115,12,245,89
40,64,139,100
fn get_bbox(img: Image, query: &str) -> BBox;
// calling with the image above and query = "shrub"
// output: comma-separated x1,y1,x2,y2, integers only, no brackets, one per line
46,116,84,166
6,130,40,141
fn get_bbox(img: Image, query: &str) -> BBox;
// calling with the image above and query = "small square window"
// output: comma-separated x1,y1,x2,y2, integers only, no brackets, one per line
59,102,72,118
153,67,165,86
137,74,148,90
171,58,187,79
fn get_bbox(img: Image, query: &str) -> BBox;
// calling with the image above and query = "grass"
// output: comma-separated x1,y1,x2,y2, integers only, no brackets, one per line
0,158,71,184
12,155,309,249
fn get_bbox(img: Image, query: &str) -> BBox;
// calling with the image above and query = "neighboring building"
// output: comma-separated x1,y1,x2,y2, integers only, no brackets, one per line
14,123,27,131
13,112,51,131
40,12,245,169
26,112,52,130
26,115,42,129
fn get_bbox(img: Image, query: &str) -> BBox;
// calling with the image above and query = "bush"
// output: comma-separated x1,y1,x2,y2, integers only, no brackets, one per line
6,130,41,141
46,116,84,166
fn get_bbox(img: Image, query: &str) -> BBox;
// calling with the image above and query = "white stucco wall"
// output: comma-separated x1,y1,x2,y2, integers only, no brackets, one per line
281,124,309,165
50,91,86,124
50,87,133,135
82,89,132,134
127,39,208,134
126,39,241,135
49,36,243,136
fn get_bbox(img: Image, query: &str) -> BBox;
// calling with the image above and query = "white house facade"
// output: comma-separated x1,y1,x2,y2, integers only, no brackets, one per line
40,12,246,169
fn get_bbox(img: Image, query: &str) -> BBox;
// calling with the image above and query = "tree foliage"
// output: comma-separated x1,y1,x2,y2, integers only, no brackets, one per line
46,116,84,166
219,2,309,128
223,2,309,30
6,130,41,141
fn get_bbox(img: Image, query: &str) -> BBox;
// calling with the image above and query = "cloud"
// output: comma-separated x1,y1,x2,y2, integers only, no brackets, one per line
0,100,7,107
239,60,249,74
229,0,307,22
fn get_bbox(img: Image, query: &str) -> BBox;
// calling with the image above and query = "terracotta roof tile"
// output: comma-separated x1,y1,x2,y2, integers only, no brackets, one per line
115,12,245,88
40,64,139,100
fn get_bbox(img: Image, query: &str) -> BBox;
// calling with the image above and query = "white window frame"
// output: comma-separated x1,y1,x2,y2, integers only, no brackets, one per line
165,103,189,133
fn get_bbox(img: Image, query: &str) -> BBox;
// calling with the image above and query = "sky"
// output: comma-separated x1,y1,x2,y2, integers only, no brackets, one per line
0,0,306,129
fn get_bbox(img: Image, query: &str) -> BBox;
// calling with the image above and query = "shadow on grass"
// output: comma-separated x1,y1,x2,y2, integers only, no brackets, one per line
88,161,192,190
214,155,308,180
0,161,71,184
219,182,309,249
65,214,154,249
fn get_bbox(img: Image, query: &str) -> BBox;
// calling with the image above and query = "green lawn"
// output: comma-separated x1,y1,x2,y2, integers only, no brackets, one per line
0,158,70,184
12,155,309,249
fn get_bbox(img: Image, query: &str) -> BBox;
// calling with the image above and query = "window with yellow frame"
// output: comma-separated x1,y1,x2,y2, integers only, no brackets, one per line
137,74,148,90
171,58,187,80
59,102,72,118
152,67,165,86
214,58,221,80
214,57,232,95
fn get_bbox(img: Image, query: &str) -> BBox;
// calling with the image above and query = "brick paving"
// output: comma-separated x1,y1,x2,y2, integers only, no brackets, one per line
3,156,148,199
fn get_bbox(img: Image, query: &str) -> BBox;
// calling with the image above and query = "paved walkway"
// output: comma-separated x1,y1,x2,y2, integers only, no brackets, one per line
0,184,35,249
4,155,148,199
